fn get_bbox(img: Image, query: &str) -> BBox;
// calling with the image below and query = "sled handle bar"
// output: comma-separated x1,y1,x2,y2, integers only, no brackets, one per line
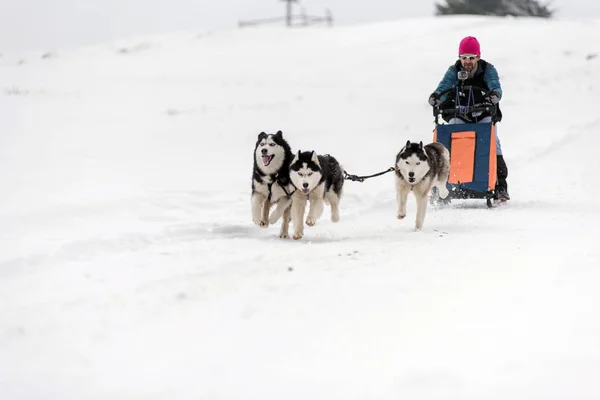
432,84,497,123
432,85,494,115
439,105,494,116
437,85,492,98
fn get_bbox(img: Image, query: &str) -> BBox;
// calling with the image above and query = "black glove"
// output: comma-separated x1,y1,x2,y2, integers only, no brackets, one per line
428,92,441,107
486,90,500,105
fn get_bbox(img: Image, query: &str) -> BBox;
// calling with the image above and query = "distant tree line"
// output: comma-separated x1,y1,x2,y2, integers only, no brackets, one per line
435,0,554,18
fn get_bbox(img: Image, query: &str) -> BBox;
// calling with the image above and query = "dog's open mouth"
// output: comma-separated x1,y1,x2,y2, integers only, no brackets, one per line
408,178,416,183
262,155,274,166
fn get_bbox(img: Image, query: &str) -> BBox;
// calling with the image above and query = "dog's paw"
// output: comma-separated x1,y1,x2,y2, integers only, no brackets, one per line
397,212,406,220
439,187,450,199
280,231,289,239
306,217,317,226
253,218,269,228
331,213,340,223
293,231,303,240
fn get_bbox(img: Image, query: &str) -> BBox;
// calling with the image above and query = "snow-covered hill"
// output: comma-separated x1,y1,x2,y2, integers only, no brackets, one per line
1,16,600,399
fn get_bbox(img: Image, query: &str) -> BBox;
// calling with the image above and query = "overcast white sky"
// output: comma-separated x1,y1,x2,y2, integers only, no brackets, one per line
1,0,598,52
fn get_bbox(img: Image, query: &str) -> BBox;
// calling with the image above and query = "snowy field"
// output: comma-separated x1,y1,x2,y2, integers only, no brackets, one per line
1,15,600,399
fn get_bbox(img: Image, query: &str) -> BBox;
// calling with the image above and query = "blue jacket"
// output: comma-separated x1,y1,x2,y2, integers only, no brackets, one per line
435,59,503,101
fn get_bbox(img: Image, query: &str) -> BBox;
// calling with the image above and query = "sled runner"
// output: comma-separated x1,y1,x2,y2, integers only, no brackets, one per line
430,83,501,208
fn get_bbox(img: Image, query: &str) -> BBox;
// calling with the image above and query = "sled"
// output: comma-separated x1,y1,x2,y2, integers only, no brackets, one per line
430,83,501,208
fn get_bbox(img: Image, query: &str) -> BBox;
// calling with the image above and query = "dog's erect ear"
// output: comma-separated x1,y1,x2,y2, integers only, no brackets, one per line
419,141,424,149
275,130,283,138
406,140,411,148
291,150,300,164
311,151,319,165
258,132,268,140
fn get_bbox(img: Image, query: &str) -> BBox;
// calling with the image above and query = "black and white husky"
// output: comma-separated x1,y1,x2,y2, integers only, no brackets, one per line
251,130,295,238
395,141,450,231
289,151,344,240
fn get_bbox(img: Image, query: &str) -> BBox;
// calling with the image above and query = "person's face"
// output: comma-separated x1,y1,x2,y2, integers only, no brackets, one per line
459,54,479,71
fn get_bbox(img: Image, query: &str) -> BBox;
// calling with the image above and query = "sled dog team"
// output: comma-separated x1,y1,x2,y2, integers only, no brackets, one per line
251,130,450,240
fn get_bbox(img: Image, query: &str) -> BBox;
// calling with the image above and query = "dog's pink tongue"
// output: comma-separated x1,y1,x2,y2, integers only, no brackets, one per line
262,155,271,164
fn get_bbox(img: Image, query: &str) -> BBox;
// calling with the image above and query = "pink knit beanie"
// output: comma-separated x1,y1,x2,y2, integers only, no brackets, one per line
458,36,481,57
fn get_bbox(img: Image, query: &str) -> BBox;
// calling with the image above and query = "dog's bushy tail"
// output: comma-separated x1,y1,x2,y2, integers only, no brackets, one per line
320,154,344,196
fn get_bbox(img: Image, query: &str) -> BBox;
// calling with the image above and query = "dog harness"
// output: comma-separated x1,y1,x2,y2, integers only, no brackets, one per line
267,172,295,201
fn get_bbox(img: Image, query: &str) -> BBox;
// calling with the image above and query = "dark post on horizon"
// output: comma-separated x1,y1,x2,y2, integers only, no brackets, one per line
282,0,298,26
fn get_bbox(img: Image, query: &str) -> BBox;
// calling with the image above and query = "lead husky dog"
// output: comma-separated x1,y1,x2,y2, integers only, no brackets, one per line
289,151,344,240
395,140,450,231
251,130,295,238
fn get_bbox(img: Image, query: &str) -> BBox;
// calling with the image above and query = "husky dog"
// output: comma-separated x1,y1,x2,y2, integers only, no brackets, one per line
289,151,344,240
395,140,450,231
251,130,295,238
